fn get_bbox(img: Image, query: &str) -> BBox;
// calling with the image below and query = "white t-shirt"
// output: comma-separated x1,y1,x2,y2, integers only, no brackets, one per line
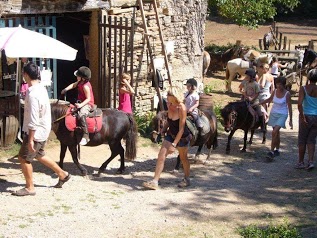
23,83,51,142
184,91,199,111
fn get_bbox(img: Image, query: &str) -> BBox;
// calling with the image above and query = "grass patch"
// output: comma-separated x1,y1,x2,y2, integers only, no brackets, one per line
238,220,302,238
18,224,27,229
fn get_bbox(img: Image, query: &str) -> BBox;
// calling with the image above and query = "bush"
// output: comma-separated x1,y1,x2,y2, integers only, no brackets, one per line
238,221,302,238
205,43,235,54
134,111,155,137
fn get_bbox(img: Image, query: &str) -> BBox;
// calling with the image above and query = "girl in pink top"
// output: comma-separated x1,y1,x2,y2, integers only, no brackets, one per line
118,73,135,114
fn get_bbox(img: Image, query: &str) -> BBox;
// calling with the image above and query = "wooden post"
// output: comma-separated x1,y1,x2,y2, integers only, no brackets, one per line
283,36,287,51
235,40,242,46
288,40,291,55
258,39,263,50
272,21,276,32
275,26,279,39
279,32,283,50
309,40,313,49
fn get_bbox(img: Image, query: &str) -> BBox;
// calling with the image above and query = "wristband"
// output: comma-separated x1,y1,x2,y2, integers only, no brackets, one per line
172,143,176,148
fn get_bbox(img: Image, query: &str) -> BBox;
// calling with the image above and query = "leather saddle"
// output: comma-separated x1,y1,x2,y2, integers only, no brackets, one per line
65,105,103,133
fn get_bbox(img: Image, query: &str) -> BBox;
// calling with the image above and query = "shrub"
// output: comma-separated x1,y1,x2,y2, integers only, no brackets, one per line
238,221,302,238
134,111,155,137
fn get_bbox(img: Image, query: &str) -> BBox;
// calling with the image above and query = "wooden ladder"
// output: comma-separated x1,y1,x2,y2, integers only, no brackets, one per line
138,0,172,86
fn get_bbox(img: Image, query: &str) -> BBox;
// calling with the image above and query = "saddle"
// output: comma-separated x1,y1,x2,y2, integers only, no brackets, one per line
65,105,103,133
186,110,211,145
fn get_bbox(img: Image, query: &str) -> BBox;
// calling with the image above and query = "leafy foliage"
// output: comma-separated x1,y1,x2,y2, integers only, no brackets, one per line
238,221,302,238
134,111,155,137
204,43,235,54
208,0,299,28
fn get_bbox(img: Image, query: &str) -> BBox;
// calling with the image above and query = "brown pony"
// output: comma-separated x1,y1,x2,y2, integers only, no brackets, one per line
51,103,137,176
151,109,218,170
202,51,211,78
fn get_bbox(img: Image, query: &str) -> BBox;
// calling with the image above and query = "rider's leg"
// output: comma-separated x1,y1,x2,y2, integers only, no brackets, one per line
78,105,91,146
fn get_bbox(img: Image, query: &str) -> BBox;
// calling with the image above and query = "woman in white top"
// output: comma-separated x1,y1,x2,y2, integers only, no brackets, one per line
260,76,293,160
270,56,288,79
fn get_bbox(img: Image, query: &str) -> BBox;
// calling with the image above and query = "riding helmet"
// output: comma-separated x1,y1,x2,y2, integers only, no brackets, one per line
245,68,256,79
74,66,91,79
185,78,198,87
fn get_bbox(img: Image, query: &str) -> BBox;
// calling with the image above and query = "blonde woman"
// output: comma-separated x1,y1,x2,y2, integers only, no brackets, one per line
143,86,192,190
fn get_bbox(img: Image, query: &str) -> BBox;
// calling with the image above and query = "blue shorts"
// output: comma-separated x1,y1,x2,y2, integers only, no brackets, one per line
268,113,288,128
164,134,192,147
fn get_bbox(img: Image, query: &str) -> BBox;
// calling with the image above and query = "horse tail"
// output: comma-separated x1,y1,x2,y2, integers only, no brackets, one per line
211,113,218,149
203,51,211,77
125,113,138,160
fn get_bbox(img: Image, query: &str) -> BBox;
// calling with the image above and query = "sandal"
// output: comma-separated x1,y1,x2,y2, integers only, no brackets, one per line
12,188,36,196
54,173,71,188
294,162,305,169
306,162,315,170
142,180,159,190
178,178,190,188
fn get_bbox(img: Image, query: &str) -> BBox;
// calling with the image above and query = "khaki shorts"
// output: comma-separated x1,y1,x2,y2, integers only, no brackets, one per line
18,135,46,162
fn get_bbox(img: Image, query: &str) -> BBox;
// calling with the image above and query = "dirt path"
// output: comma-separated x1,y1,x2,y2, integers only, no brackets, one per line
1,19,317,238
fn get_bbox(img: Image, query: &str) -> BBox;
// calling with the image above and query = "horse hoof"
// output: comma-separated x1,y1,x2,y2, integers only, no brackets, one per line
248,141,252,145
115,169,124,174
240,149,246,153
225,150,230,155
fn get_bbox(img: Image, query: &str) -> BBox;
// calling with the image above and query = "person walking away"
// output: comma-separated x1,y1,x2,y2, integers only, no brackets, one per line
61,66,95,146
260,76,293,160
258,63,275,121
296,69,317,170
118,73,135,114
143,86,192,190
184,78,203,130
239,68,266,131
12,62,71,196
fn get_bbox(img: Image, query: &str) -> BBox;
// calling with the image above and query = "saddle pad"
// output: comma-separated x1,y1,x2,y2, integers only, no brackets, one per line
200,114,211,136
240,60,251,69
65,107,102,133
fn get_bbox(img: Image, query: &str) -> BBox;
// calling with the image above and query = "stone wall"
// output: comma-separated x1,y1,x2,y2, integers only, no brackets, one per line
107,0,207,113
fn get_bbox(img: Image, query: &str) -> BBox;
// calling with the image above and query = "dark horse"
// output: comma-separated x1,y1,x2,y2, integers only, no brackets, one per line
221,101,266,154
50,103,137,176
151,109,218,170
303,49,317,70
208,45,243,72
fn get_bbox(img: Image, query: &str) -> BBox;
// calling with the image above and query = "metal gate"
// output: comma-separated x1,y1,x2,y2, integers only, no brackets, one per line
99,13,135,108
0,16,57,98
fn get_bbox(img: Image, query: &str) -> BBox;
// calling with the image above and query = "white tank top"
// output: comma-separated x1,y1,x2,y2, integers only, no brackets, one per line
270,90,289,115
271,62,279,76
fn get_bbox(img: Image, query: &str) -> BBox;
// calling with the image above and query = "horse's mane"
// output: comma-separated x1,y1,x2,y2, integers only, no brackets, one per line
51,103,69,122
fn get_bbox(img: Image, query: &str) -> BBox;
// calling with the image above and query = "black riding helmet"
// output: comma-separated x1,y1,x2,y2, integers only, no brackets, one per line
74,66,91,80
185,78,198,87
245,68,256,79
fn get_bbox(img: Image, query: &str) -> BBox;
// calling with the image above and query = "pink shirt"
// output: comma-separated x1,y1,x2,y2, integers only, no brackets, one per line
118,92,132,113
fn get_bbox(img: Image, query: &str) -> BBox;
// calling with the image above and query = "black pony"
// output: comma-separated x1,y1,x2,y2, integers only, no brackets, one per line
302,49,317,70
209,45,243,71
151,109,218,170
51,103,137,176
221,101,266,154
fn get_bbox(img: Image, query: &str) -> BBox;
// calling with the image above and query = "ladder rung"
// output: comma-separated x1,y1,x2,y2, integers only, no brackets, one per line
144,12,156,16
147,26,159,30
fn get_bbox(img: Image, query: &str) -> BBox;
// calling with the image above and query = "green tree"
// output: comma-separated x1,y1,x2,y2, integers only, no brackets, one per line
208,0,299,28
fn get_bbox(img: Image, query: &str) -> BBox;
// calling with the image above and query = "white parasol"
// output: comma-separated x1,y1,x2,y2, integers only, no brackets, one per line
0,25,77,61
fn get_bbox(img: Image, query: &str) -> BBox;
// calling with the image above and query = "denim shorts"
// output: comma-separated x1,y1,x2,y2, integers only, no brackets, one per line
164,134,192,147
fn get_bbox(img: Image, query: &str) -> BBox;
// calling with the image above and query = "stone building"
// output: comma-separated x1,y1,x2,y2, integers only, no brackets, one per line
0,0,207,113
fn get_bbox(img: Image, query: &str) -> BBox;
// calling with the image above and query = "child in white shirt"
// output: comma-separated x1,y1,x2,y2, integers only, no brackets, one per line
184,78,203,128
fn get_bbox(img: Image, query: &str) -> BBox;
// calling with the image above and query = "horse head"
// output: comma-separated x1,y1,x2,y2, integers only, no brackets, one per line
221,101,248,132
151,111,168,143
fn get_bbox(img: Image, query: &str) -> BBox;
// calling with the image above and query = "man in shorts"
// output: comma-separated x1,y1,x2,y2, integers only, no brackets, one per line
12,62,71,196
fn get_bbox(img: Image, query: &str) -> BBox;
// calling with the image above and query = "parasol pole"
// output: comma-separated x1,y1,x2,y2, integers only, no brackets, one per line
16,58,22,142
